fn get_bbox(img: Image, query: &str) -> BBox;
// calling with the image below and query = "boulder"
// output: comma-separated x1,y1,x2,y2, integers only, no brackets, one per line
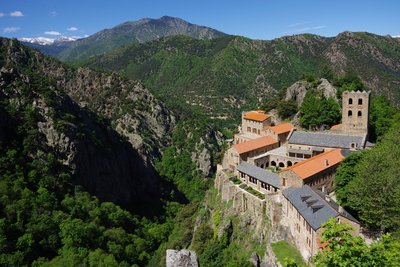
166,249,199,267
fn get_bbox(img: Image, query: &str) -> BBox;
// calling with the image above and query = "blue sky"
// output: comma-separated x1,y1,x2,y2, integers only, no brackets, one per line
1,0,399,40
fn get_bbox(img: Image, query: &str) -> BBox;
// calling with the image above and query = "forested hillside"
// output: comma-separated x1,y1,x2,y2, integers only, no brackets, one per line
83,32,400,127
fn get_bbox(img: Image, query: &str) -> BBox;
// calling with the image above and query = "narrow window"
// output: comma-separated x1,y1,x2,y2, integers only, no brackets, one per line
349,98,353,105
358,111,362,117
348,110,353,117
358,98,363,105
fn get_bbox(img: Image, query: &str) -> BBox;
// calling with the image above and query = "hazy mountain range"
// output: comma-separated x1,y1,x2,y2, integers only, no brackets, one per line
22,16,226,60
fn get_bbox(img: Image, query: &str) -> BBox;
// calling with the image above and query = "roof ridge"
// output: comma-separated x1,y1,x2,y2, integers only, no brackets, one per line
282,148,341,172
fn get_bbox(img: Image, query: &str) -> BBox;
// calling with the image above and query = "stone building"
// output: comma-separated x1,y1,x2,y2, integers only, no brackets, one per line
287,131,368,159
279,149,348,193
248,146,301,169
282,185,360,260
265,123,295,145
234,110,272,144
237,162,281,194
340,91,370,136
224,135,279,172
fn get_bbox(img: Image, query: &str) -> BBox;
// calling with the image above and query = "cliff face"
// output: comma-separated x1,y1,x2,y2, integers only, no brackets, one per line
285,78,337,107
0,38,174,211
2,38,175,163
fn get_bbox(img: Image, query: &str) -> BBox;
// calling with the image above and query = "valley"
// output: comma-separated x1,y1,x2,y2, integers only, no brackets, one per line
1,10,400,267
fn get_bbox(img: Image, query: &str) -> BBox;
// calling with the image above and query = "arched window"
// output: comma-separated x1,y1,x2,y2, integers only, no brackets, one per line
348,110,353,117
271,161,276,167
358,98,363,105
349,98,353,105
279,162,285,168
358,111,362,117
287,161,293,167
260,164,264,169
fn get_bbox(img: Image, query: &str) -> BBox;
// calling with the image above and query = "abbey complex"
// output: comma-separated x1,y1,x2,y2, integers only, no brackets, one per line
216,91,372,261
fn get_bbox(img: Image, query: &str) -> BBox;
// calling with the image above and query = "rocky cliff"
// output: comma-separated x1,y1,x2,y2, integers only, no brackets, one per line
1,38,175,163
0,38,174,211
285,78,337,107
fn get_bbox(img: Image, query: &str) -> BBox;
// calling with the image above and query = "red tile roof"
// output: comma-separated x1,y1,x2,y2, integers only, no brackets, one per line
243,111,271,122
268,123,295,134
233,135,278,154
330,124,342,130
283,149,345,179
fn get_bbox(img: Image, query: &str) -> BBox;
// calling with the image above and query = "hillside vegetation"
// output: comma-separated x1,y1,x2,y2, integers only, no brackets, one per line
82,32,400,127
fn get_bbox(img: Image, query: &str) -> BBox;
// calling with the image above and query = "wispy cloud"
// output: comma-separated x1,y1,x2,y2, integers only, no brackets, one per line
44,31,61,36
67,27,78,32
49,11,58,17
287,21,310,28
0,12,5,18
10,11,24,17
3,27,20,33
284,25,326,34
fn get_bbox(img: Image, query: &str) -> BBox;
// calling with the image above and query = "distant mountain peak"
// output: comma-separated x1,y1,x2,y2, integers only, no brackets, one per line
19,36,79,45
29,16,227,61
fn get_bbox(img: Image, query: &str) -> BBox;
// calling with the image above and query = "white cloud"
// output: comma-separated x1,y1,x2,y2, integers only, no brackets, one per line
67,27,78,32
3,27,20,33
287,21,310,28
44,31,61,36
0,13,5,17
283,25,326,34
10,11,24,17
49,11,58,17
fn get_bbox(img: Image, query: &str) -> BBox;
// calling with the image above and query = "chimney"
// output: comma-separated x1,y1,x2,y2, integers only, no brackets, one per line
338,206,344,214
324,159,329,166
321,185,326,193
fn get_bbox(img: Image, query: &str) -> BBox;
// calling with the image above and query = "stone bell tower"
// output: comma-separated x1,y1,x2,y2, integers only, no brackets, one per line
341,91,370,136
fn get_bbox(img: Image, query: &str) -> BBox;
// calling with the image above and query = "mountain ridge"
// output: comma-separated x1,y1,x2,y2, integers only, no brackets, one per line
23,16,226,61
82,31,400,125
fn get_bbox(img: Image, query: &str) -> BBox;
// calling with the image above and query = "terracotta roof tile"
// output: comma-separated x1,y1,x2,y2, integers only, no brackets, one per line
243,111,271,122
269,123,295,134
283,149,345,179
233,135,278,154
330,124,342,130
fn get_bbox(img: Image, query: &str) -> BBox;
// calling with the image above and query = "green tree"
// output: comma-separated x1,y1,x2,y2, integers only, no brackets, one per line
346,124,400,231
334,151,365,207
299,92,340,129
369,96,400,142
312,218,400,266
277,100,298,119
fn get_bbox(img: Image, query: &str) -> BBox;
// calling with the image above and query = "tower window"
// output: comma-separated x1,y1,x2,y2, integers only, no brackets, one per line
358,111,362,117
348,110,353,117
358,98,363,105
348,98,353,105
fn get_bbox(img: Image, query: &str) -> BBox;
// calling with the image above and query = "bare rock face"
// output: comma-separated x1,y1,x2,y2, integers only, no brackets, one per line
317,78,337,101
250,252,260,267
1,38,176,165
285,78,338,107
285,81,309,106
166,249,198,267
0,38,168,212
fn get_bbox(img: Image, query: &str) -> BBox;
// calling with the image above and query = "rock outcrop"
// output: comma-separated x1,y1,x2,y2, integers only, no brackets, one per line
1,38,175,165
0,38,171,212
285,78,338,107
166,249,199,267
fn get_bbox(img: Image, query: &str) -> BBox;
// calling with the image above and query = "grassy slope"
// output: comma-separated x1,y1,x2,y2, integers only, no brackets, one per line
271,240,306,266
